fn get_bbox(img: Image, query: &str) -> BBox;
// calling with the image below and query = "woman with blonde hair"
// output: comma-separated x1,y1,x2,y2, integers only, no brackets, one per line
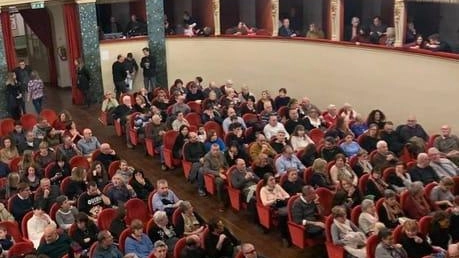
65,167,87,199
310,158,334,190
400,219,445,258
18,150,35,176
5,72,23,120
27,71,45,114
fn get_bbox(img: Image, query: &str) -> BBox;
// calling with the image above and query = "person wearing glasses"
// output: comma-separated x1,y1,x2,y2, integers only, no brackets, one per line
93,230,123,258
241,243,266,258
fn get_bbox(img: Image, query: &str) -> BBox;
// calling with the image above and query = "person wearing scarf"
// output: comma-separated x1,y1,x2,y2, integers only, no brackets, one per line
366,169,390,200
330,154,358,186
375,228,408,258
403,181,431,219
358,199,385,236
331,206,367,258
378,189,407,229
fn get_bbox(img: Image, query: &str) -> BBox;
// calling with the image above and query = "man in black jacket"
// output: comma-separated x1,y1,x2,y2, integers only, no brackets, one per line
183,132,206,182
13,60,31,114
112,95,134,148
140,47,156,92
112,55,128,100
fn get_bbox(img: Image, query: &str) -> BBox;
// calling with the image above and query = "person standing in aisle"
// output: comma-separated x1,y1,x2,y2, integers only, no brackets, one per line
140,47,156,92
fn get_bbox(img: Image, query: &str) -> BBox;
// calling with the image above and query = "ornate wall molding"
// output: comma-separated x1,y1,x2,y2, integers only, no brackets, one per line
330,0,340,41
212,0,220,35
394,0,406,47
271,0,279,36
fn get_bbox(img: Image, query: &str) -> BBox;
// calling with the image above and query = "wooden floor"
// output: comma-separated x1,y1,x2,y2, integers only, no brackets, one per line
44,87,327,258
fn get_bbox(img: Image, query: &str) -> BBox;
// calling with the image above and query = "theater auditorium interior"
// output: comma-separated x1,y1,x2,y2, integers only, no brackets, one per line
0,0,458,258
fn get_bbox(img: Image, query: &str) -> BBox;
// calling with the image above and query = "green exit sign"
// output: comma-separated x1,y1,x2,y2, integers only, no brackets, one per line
30,1,45,9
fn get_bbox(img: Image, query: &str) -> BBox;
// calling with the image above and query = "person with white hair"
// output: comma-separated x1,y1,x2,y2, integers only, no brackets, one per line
434,125,459,165
152,240,168,258
112,95,134,148
323,104,338,128
149,211,179,252
409,153,439,185
371,140,398,171
428,147,459,178
358,199,385,236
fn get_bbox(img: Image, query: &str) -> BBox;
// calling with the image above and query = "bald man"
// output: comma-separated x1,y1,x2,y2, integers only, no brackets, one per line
112,95,135,148
94,143,120,169
241,243,267,258
398,115,429,154
37,224,72,258
77,128,101,156
434,125,459,165
409,153,439,185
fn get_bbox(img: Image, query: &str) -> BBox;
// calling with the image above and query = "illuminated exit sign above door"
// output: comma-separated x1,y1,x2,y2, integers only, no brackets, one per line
30,1,45,9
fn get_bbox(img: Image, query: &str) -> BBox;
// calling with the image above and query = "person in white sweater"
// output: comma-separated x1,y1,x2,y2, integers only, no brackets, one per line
263,115,289,140
290,125,314,152
27,203,56,248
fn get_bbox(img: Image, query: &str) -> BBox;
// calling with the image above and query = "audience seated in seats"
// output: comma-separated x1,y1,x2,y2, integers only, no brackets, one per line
260,173,291,246
109,206,127,241
88,161,109,188
35,178,61,211
73,212,98,251
18,150,34,175
285,108,307,135
299,143,319,167
171,95,191,116
434,125,459,165
358,199,384,236
151,90,171,112
35,141,55,171
360,123,379,153
375,228,408,258
303,108,326,131
146,114,168,165
379,121,404,156
149,211,179,253
241,242,267,258
152,179,182,216
366,169,390,200
224,143,248,167
21,165,41,191
55,195,78,230
323,104,338,128
305,23,325,39
399,219,445,258
170,79,187,96
32,117,57,142
281,168,305,195
290,125,314,152
172,111,190,132
28,203,57,248
18,130,40,154
256,90,274,113
371,140,399,171
405,22,417,44
204,130,226,152
340,133,362,157
125,219,153,258
264,115,289,141
183,132,206,182
198,144,228,208
230,158,259,221
204,217,239,258
77,128,101,157
37,224,74,258
93,230,123,258
352,150,373,177
222,108,247,134
403,182,431,219
430,177,455,210
65,167,87,200
10,122,26,152
345,17,366,42
101,91,119,125
425,33,452,53
173,125,190,160
369,16,387,44
259,102,277,126
278,18,296,37
94,143,120,170
186,83,205,103
291,185,326,238
310,158,335,190
275,145,305,178
387,162,412,193
270,130,288,154
78,181,111,219
274,88,290,111
330,154,358,186
249,134,277,161
406,34,426,49
428,147,459,178
0,136,19,165
331,206,367,258
107,174,136,206
64,120,82,144
429,210,451,251
201,91,221,115
350,114,368,137
56,135,82,160
333,179,361,210
131,170,154,201
398,115,429,154
112,95,135,149
321,137,344,162
176,201,205,237
201,103,223,124
367,109,386,130
378,189,406,229
409,153,439,185
180,234,206,258
228,21,256,36
225,124,247,151
115,159,135,184
133,94,150,114
10,182,33,222
203,82,223,100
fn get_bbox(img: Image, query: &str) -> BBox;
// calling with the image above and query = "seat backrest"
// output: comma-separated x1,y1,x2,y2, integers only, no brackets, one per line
188,101,201,114
119,228,132,254
68,223,78,239
108,160,121,179
309,128,324,144
44,162,56,179
0,221,23,242
9,156,22,173
0,118,15,136
358,173,370,195
226,166,238,188
303,167,313,185
287,195,299,222
8,241,35,257
102,183,114,195
172,207,181,227
20,114,37,131
125,198,150,223
60,176,72,195
419,215,433,236
21,211,34,238
316,187,334,216
69,155,90,170
97,208,118,230
163,130,179,150
392,224,403,243
204,121,223,138
173,237,187,258
49,203,61,221
88,242,97,258
255,180,264,205
382,167,395,182
146,217,157,234
147,190,157,214
325,215,334,242
91,149,101,161
39,109,58,124
185,112,201,126
366,234,379,258
350,205,362,225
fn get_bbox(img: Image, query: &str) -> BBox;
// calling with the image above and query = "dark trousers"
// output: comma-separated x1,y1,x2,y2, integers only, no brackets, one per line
32,97,43,114
143,76,156,92
114,80,127,100
82,89,91,107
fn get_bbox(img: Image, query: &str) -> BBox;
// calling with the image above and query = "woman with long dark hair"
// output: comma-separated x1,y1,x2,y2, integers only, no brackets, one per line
75,58,91,107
